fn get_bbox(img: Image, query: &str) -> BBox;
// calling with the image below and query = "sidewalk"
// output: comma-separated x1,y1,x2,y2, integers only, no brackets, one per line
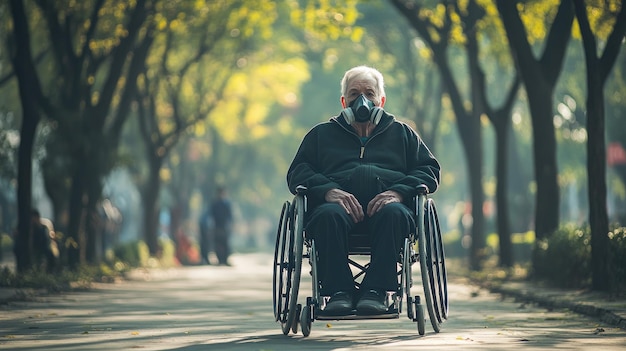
2,253,625,330
472,277,626,330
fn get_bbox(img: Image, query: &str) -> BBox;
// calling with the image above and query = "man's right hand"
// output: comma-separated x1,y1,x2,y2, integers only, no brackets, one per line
325,188,364,223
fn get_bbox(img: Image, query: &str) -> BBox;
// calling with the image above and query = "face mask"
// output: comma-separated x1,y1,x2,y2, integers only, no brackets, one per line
341,93,384,125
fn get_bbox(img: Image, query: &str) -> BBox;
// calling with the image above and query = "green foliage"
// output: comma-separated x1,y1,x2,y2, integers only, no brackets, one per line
112,240,151,268
0,238,179,291
608,227,626,289
533,225,626,290
0,233,12,253
533,225,591,288
157,238,178,268
111,238,177,269
0,263,120,291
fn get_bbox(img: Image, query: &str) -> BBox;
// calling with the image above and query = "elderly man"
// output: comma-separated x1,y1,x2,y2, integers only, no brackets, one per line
287,65,441,316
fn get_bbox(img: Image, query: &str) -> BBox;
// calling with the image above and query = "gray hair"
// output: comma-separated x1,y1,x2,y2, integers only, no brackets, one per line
340,65,386,102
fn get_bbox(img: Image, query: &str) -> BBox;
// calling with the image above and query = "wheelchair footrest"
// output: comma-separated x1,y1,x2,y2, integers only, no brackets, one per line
316,308,399,320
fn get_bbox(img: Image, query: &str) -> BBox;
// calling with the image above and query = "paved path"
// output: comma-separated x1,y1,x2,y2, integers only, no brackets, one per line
1,252,625,350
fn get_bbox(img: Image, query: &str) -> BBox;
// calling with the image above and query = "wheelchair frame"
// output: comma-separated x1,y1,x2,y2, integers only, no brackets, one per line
273,185,448,337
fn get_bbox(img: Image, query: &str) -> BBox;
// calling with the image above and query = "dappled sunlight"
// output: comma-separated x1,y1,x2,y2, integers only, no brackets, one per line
1,253,625,350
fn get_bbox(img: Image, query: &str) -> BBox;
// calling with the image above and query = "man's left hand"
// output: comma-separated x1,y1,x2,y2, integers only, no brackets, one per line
366,190,403,217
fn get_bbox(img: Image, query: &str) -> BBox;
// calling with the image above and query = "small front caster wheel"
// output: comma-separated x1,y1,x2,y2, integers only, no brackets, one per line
300,304,312,337
416,299,425,336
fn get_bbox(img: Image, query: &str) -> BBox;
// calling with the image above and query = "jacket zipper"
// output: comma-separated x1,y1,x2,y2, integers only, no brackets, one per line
331,117,394,160
359,122,393,159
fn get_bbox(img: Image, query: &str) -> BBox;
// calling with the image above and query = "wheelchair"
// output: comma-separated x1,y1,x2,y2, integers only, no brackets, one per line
273,184,448,336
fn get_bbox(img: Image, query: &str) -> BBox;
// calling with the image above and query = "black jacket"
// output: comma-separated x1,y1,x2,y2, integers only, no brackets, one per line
287,112,441,209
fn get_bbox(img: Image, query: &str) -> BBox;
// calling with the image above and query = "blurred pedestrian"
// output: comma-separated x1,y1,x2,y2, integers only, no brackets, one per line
211,186,233,266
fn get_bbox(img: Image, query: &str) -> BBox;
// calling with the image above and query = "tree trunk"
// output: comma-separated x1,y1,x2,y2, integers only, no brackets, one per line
85,179,103,264
526,87,560,239
587,78,610,291
495,119,513,267
466,118,485,270
66,164,87,268
142,161,163,256
9,0,45,272
15,114,37,272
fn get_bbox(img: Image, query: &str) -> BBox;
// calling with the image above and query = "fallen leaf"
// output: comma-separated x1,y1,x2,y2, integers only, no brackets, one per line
131,331,140,335
326,323,332,328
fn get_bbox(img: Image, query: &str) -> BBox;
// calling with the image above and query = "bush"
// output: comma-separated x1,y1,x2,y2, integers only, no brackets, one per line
0,263,120,291
1,233,13,254
158,237,177,268
533,225,592,288
0,238,179,292
111,238,178,269
533,224,626,290
112,240,150,267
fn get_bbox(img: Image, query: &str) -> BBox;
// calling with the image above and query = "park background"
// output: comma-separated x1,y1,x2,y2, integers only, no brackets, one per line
0,0,625,291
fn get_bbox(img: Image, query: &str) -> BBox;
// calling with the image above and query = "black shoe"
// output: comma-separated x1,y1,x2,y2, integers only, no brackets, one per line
321,291,354,316
356,289,387,315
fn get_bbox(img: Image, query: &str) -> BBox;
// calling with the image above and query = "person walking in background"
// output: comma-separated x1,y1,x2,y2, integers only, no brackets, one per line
211,186,233,266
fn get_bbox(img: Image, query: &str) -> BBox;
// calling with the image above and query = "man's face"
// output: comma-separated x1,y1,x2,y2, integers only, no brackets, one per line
345,79,379,107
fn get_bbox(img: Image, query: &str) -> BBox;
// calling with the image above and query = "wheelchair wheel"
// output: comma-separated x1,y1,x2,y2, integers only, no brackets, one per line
272,196,305,335
273,201,290,323
426,198,449,321
417,196,448,333
300,300,312,337
416,300,425,336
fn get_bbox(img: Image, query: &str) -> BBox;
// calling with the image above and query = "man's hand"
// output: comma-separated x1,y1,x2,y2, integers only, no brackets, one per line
325,188,364,223
367,190,403,217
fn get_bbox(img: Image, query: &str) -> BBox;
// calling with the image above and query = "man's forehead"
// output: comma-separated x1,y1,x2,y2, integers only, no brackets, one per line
347,79,376,91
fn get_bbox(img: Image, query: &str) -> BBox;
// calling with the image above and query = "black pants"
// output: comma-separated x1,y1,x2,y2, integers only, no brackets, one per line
306,202,414,295
199,227,211,263
214,226,231,264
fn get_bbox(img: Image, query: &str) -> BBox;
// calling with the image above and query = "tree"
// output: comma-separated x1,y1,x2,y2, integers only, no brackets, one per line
572,0,626,291
359,1,443,150
458,0,522,267
8,0,156,267
495,0,574,245
8,0,46,271
133,0,245,255
390,0,493,269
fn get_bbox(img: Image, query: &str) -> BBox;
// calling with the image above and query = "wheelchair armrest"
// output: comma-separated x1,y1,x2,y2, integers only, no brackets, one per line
416,184,429,195
295,185,308,195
